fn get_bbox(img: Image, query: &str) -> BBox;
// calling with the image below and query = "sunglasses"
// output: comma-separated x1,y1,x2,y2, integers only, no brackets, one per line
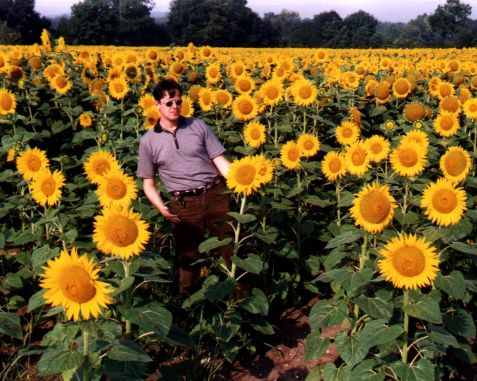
163,99,183,107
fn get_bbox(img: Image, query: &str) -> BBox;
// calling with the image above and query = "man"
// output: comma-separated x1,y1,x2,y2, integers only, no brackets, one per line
137,79,232,297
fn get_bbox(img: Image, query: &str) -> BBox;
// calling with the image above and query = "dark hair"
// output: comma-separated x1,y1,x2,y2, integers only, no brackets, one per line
152,79,183,100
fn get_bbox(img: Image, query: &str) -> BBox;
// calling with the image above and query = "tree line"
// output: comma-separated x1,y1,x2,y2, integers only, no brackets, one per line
1,0,477,48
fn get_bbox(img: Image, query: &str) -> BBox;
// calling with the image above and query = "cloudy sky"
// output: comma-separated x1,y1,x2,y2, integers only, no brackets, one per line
35,0,477,23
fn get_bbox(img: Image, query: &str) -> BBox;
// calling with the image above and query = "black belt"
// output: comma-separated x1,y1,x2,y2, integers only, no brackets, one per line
170,177,221,197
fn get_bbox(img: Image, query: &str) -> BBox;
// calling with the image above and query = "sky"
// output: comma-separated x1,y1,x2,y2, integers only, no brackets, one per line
35,0,477,23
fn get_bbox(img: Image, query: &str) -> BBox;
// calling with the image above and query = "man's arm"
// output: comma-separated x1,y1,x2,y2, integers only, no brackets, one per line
142,178,180,223
212,154,231,177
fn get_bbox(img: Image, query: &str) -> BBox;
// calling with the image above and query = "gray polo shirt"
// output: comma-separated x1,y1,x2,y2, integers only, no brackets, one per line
137,117,225,192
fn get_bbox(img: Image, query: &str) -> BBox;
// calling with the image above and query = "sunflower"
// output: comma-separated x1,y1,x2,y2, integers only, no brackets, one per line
439,146,472,183
234,75,255,95
335,121,360,146
93,207,151,259
79,113,93,128
365,135,390,163
16,147,50,181
206,63,221,85
180,95,194,118
0,88,17,115
96,168,138,209
436,81,455,100
49,74,73,95
350,183,396,234
259,79,284,107
384,120,395,131
420,178,467,226
7,147,15,162
433,111,459,137
107,65,123,82
365,79,379,97
463,98,477,120
124,63,141,83
392,77,412,99
232,94,258,121
439,95,460,114
390,141,427,177
321,151,347,181
375,81,391,104
228,61,246,79
290,78,318,106
200,45,213,60
226,156,261,195
401,130,429,150
144,107,160,130
108,76,129,100
138,93,156,114
378,234,439,289
30,169,65,207
297,133,319,158
213,89,233,108
83,150,121,185
243,121,266,148
345,141,370,176
280,141,301,170
253,154,274,185
403,102,426,122
198,87,214,112
40,247,112,321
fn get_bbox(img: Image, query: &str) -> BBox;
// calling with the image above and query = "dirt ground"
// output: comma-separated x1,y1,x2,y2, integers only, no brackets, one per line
218,298,340,381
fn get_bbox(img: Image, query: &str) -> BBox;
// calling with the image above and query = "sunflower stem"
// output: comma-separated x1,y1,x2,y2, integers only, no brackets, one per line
336,181,342,227
303,110,307,134
354,235,368,319
402,289,410,364
230,195,247,279
82,328,90,381
123,260,132,336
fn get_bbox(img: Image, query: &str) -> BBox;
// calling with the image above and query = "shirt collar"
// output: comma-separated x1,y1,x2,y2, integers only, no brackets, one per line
154,116,186,133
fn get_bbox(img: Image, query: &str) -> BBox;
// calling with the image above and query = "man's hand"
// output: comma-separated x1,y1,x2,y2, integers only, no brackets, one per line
158,204,181,223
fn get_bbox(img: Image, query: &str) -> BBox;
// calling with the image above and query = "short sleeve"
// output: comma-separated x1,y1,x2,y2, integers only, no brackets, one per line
201,120,226,159
136,138,155,178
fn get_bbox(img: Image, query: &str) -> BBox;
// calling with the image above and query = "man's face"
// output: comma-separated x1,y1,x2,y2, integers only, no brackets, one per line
156,90,182,122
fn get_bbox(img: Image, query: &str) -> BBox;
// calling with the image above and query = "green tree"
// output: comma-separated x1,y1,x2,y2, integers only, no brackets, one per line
0,20,22,44
428,0,473,46
398,15,435,47
300,11,343,47
56,0,168,46
263,10,302,47
166,0,269,47
0,0,50,44
340,10,378,48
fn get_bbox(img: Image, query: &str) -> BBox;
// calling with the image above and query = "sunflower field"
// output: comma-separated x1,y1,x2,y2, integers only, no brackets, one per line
1,30,477,380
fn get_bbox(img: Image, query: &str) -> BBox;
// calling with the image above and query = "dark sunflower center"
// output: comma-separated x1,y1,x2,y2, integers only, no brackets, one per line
236,164,256,185
60,265,97,303
239,100,253,114
392,245,425,277
106,178,127,200
329,158,342,173
432,189,457,213
0,93,13,110
299,86,312,99
445,151,466,176
106,216,139,247
250,128,261,140
399,148,418,167
94,160,110,176
41,178,56,196
27,156,41,171
360,191,391,224
351,148,366,165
